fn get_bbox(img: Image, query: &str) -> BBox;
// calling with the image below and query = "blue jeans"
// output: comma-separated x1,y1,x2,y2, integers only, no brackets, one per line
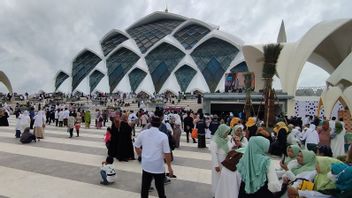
15,130,21,138
100,170,109,185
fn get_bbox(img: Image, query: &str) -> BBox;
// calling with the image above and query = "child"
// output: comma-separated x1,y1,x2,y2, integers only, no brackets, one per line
74,121,80,137
104,127,111,149
67,113,75,138
20,127,36,143
100,156,116,185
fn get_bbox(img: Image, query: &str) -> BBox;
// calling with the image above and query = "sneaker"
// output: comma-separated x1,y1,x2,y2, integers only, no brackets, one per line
164,177,171,185
166,173,177,179
100,181,108,185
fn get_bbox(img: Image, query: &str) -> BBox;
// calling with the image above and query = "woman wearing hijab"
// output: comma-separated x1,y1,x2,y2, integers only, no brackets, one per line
33,110,46,141
230,125,248,149
117,113,135,161
300,123,319,152
280,145,301,172
288,157,342,198
246,117,257,140
331,121,346,157
286,124,300,145
0,108,9,126
215,147,243,198
270,122,288,156
284,150,317,183
230,117,240,128
84,110,91,128
331,162,352,196
20,110,31,131
237,136,281,197
108,112,121,158
209,124,231,197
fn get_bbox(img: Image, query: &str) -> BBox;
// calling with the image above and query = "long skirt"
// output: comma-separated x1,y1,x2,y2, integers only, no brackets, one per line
215,169,242,198
331,130,346,157
34,127,44,139
173,125,182,148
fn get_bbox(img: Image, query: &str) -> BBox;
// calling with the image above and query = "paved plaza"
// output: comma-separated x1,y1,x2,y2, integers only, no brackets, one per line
0,116,212,198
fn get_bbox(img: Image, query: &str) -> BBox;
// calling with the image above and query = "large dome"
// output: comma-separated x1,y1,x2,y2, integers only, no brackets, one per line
56,11,247,95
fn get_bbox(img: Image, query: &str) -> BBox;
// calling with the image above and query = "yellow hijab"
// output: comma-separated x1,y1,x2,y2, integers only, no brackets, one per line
230,117,240,128
273,121,288,133
245,117,256,128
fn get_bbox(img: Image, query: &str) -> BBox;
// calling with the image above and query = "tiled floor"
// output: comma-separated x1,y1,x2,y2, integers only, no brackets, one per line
0,116,212,198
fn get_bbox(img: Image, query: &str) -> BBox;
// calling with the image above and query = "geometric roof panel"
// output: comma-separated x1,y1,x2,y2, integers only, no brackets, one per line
127,19,184,54
106,47,140,92
191,38,239,92
72,50,102,91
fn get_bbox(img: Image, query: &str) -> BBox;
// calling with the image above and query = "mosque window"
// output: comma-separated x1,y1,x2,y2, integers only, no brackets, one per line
89,70,105,93
127,19,184,54
72,50,102,91
191,38,239,92
230,61,249,73
174,65,197,92
145,43,185,93
55,71,69,91
106,47,140,93
174,24,210,50
128,68,147,92
101,32,128,56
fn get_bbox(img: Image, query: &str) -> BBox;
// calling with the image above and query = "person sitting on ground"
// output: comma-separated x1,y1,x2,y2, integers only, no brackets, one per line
283,150,317,183
100,156,116,185
287,156,343,198
330,162,352,196
20,127,36,144
279,145,301,173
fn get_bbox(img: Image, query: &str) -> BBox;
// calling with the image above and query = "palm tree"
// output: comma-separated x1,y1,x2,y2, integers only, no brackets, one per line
243,72,253,120
262,43,282,127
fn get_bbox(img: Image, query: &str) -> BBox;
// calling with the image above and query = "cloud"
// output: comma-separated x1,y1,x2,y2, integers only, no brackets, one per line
0,0,351,93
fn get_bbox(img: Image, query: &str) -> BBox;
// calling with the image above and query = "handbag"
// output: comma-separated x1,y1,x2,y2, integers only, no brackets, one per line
221,150,243,171
191,128,198,139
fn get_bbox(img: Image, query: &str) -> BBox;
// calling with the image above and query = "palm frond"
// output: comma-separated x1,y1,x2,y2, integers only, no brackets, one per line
262,44,282,78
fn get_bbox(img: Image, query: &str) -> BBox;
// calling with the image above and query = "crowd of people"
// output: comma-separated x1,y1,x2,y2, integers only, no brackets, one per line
3,98,352,197
209,115,352,198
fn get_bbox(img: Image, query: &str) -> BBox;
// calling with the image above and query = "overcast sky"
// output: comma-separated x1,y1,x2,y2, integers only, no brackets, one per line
0,0,351,94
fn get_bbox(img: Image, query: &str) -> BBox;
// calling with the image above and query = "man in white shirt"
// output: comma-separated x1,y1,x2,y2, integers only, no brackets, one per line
63,108,70,126
134,116,173,198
